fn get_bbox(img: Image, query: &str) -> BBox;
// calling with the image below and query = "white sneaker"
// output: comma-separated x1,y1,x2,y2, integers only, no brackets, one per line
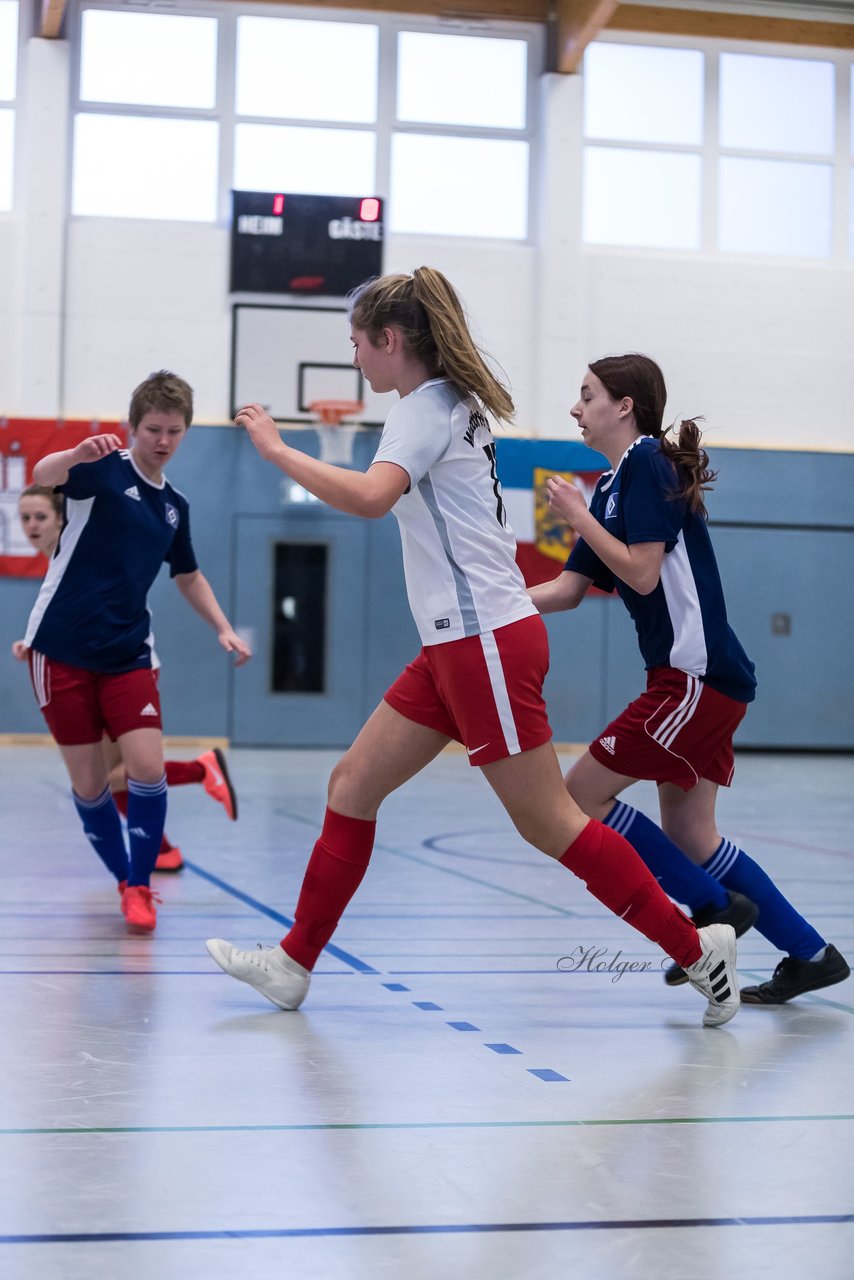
683,923,740,1027
205,939,310,1010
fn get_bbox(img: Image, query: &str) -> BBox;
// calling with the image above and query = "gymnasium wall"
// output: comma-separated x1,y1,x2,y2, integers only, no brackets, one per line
1,43,852,447
2,424,851,749
0,32,852,748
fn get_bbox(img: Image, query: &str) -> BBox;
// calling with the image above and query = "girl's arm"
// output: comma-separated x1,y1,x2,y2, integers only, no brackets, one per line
546,476,665,596
32,434,123,487
174,570,253,665
235,404,409,518
529,570,591,614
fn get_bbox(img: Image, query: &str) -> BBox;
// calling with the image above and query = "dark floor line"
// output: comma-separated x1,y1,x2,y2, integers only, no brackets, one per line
2,1213,852,1244
2,1112,852,1136
184,860,377,973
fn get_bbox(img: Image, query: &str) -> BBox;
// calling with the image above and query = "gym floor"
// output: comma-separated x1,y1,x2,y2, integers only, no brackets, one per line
1,743,852,1280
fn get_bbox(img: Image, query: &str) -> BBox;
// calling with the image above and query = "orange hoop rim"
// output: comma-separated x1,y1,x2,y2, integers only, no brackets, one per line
308,399,364,426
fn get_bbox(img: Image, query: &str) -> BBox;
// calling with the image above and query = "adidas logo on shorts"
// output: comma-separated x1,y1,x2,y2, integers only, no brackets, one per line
599,734,616,755
140,703,158,717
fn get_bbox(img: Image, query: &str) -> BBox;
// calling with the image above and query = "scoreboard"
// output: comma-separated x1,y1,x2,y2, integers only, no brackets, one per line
230,191,384,298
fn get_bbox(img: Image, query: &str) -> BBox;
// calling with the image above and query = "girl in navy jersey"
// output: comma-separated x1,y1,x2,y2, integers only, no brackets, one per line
25,372,251,933
13,485,239,874
207,268,740,1027
534,353,849,1004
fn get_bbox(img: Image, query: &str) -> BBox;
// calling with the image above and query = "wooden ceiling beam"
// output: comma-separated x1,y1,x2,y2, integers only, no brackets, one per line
41,0,68,39
609,5,854,50
248,0,549,17
552,0,620,72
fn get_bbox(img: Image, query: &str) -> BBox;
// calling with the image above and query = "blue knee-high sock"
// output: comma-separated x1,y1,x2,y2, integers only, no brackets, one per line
704,837,825,959
72,785,130,883
126,775,168,887
605,801,729,913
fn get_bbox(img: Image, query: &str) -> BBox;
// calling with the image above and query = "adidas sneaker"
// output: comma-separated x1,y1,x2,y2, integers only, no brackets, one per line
683,923,740,1027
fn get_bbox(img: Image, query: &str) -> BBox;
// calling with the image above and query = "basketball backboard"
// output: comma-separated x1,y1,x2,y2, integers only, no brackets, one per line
230,303,394,426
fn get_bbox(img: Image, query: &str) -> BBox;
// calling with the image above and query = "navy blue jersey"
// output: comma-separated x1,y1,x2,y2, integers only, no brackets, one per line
565,436,756,703
25,449,197,673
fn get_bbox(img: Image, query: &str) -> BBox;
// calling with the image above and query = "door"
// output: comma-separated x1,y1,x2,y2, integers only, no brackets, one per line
230,512,368,746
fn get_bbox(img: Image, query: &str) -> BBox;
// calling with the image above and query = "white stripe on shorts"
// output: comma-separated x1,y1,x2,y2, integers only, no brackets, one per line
651,672,703,750
478,630,520,756
32,651,50,709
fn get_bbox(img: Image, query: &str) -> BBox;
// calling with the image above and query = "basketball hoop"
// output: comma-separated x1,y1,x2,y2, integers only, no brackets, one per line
309,399,363,465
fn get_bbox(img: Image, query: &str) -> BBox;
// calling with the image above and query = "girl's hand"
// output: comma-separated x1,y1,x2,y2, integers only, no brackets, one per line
546,475,589,526
217,628,253,667
11,640,28,661
71,434,123,465
234,404,286,463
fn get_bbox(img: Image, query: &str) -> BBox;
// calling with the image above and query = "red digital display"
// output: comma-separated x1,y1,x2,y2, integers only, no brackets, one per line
231,191,384,297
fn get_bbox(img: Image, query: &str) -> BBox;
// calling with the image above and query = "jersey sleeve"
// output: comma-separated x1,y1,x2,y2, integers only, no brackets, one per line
565,537,615,593
165,495,198,577
371,394,452,488
58,451,119,499
622,446,686,550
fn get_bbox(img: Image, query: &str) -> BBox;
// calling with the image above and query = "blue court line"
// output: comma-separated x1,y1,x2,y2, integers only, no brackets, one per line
184,859,378,974
412,1001,443,1011
485,1043,522,1055
447,1021,480,1032
528,1068,570,1082
2,1214,851,1244
0,969,355,977
3,1113,852,1135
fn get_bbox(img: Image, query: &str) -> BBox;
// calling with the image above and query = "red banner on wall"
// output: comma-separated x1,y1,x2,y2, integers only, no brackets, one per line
0,418,125,577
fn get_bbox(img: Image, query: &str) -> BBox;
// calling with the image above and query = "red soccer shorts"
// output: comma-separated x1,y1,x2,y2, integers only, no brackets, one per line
28,651,163,746
384,614,553,766
589,665,748,791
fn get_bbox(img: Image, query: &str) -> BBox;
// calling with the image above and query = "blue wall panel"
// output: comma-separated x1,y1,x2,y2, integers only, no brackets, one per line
1,428,852,749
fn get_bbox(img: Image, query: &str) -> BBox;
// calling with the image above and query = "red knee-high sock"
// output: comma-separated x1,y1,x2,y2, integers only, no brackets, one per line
165,760,205,786
560,820,702,968
281,808,376,971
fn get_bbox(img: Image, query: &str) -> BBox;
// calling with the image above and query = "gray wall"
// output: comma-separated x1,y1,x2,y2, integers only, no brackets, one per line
2,428,852,749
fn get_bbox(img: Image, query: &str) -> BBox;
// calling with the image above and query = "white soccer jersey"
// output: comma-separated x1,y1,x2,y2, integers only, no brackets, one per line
371,378,536,646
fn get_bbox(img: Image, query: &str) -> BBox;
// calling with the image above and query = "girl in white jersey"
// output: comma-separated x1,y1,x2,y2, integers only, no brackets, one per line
207,268,740,1027
535,353,849,1005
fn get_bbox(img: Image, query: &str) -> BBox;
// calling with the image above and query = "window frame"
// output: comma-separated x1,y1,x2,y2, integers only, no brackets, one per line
69,0,543,244
0,0,23,215
582,29,853,264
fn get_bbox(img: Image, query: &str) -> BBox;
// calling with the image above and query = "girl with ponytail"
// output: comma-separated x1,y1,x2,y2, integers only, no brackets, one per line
211,279,742,1028
533,353,848,1005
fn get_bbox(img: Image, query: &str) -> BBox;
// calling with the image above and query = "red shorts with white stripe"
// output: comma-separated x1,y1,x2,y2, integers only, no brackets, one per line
588,666,748,791
28,651,163,746
383,614,553,766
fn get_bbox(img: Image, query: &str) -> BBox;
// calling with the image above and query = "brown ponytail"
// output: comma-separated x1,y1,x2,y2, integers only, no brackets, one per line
659,417,717,517
589,353,716,517
348,267,515,423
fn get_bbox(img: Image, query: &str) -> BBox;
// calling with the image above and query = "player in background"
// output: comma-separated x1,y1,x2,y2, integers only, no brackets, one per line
207,267,740,1028
14,485,238,873
23,372,251,931
533,353,849,1005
